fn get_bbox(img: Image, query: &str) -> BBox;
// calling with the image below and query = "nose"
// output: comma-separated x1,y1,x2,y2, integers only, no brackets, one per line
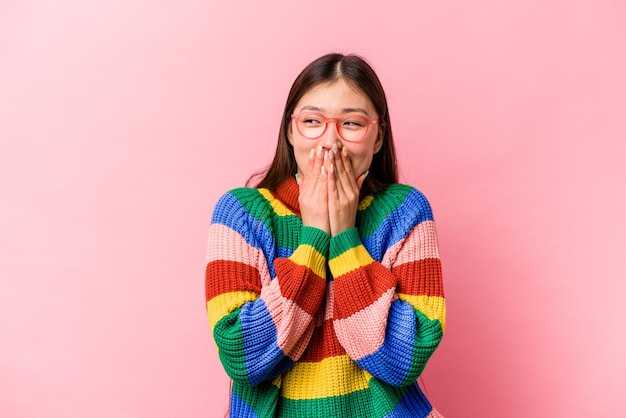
319,119,340,149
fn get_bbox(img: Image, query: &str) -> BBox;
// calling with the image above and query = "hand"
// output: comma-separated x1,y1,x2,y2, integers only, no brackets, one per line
326,144,368,237
298,146,331,234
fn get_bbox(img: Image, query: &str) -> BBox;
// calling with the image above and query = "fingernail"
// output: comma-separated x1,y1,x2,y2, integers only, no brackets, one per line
321,166,325,175
342,147,348,157
330,164,334,174
309,148,315,159
317,145,323,156
332,144,338,154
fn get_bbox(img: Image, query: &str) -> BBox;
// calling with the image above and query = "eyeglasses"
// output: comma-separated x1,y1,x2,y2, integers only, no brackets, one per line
291,111,379,143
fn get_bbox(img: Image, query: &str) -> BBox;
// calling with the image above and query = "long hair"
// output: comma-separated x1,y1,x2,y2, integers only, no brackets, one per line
248,53,398,196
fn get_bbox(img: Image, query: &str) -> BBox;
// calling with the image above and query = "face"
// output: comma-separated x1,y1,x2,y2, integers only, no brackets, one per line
288,78,382,179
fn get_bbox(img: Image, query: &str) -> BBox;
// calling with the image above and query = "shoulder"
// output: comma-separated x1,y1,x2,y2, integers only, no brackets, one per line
366,183,434,224
357,184,436,257
357,183,435,243
211,187,272,226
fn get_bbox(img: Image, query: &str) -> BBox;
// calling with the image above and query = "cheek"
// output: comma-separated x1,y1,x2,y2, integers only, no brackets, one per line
294,138,313,156
344,146,374,175
292,140,313,174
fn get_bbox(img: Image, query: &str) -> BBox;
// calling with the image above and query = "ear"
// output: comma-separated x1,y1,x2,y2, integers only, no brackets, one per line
373,128,383,154
287,123,294,146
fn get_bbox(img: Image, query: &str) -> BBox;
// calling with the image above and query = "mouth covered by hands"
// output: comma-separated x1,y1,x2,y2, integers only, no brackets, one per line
298,144,369,237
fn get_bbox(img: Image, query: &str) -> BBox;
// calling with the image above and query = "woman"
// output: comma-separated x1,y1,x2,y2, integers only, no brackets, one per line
205,53,445,417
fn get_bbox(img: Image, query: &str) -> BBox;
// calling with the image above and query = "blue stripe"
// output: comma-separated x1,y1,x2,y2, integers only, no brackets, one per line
230,391,258,417
383,384,433,417
362,188,434,261
356,299,417,386
240,297,293,385
276,246,294,259
211,192,279,279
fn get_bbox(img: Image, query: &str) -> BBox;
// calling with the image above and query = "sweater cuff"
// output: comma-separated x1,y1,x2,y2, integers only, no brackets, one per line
329,228,374,278
299,226,330,254
288,226,330,279
329,227,362,258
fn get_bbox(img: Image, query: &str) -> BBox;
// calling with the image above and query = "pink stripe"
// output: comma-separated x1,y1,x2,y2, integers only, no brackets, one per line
324,281,334,321
333,288,396,360
381,221,440,268
206,224,271,286
261,278,314,359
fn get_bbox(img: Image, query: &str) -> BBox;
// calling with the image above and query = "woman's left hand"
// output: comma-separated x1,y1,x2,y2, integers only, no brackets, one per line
326,144,368,237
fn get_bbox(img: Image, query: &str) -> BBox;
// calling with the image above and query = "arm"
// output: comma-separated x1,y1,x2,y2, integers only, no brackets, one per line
205,190,329,386
330,188,445,387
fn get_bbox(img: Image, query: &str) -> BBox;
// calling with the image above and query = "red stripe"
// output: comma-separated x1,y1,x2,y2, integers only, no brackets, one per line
300,318,345,362
274,258,326,316
393,259,444,297
205,260,261,301
333,263,397,320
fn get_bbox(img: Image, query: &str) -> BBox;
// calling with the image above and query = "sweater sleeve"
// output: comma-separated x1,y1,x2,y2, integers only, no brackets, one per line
329,188,445,387
205,190,329,386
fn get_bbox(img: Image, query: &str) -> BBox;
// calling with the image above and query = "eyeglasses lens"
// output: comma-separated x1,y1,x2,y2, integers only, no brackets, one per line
296,113,369,142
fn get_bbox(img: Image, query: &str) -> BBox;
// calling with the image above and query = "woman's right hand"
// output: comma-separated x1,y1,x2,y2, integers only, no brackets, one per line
298,145,331,234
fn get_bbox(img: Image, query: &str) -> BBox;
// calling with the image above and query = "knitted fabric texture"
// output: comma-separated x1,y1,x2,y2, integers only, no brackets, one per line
205,178,445,418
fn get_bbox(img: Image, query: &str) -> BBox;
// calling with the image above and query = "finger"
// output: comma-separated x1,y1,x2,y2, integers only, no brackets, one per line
330,144,344,176
340,146,357,181
305,145,325,181
331,148,348,198
336,146,358,193
320,148,333,182
318,152,329,198
332,144,349,179
327,159,338,205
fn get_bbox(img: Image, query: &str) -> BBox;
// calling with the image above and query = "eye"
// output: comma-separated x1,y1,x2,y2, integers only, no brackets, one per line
342,116,366,129
301,113,324,126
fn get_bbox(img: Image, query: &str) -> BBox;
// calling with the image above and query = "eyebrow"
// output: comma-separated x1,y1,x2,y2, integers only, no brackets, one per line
299,105,371,116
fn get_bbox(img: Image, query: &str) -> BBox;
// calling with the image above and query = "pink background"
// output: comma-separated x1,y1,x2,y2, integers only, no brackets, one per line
1,1,625,416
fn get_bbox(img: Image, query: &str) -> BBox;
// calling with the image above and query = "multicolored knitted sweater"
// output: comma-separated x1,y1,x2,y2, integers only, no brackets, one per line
205,178,445,417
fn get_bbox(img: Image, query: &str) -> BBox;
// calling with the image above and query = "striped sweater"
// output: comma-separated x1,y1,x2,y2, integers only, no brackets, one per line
205,178,445,417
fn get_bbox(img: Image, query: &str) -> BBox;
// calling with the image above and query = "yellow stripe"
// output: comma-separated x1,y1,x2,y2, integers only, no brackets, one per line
258,189,294,216
289,244,326,278
358,195,374,210
329,245,373,278
281,355,373,400
207,291,258,331
397,294,446,331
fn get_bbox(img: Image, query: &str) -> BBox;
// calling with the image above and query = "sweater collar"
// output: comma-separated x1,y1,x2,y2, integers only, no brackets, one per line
273,176,301,215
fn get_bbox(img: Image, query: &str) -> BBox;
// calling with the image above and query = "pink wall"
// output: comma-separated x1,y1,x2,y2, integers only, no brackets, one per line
1,1,625,416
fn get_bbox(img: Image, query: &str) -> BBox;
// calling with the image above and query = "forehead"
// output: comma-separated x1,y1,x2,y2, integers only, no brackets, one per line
296,79,374,112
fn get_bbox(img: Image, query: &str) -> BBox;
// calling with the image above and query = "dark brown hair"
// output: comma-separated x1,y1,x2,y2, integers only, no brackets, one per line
247,53,398,196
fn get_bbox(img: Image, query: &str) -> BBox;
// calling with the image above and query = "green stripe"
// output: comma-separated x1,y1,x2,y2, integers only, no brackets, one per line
213,310,249,383
231,376,415,417
278,385,403,417
329,227,362,259
230,187,304,251
368,379,411,415
299,226,330,256
400,309,444,386
356,184,413,239
233,379,281,416
272,214,303,250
